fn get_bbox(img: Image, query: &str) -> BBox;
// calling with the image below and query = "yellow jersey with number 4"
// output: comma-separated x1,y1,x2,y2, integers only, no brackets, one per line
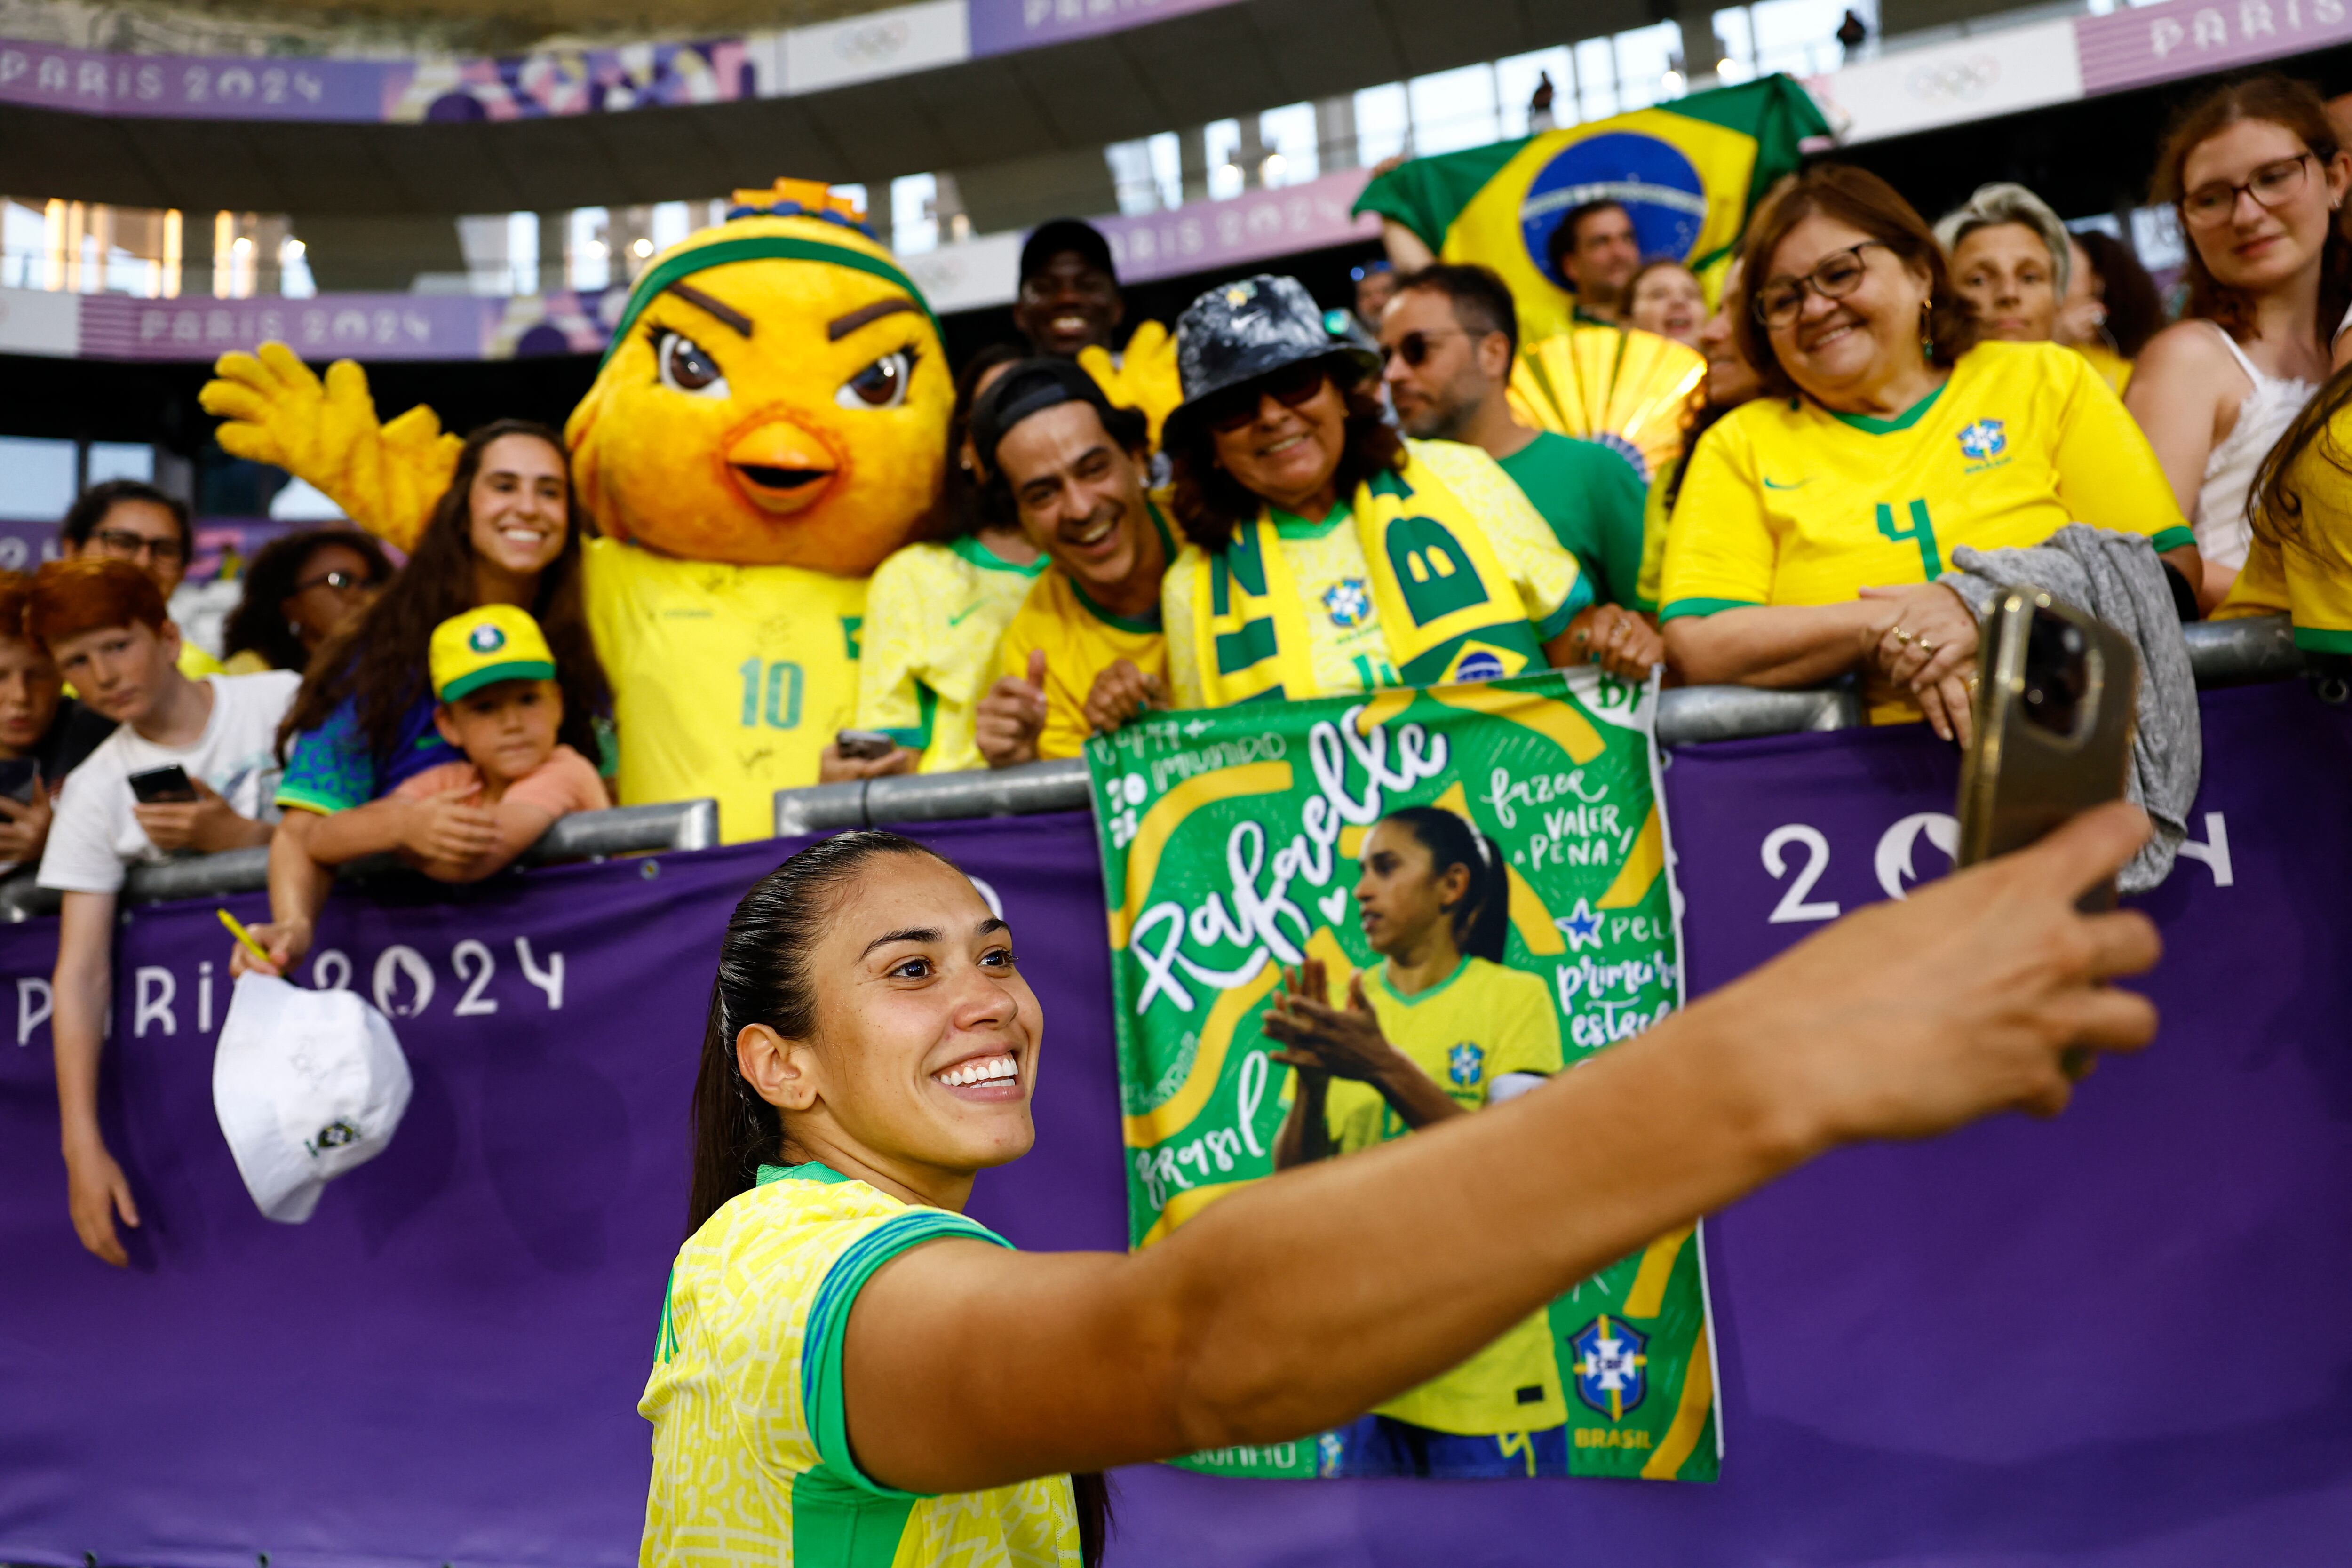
1660,340,2191,621
584,536,865,843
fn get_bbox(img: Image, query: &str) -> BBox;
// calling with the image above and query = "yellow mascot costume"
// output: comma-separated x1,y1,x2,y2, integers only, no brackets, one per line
200,182,951,842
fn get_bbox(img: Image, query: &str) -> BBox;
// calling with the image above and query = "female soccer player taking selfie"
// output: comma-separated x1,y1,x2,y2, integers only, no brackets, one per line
643,811,2162,1565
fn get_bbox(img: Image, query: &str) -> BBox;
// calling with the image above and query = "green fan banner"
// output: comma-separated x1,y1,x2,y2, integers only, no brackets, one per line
1353,74,1828,343
1083,668,1719,1482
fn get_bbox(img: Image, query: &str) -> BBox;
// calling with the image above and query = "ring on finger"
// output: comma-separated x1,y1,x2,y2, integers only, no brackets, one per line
1891,626,1914,645
1915,636,1938,655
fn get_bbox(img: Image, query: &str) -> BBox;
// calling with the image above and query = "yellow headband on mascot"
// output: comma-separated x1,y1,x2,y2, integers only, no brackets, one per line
566,180,952,574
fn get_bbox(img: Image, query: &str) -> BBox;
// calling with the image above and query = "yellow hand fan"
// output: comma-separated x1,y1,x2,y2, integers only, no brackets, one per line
1508,324,1705,485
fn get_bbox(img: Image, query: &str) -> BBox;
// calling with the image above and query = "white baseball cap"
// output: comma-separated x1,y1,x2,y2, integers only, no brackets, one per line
213,973,413,1225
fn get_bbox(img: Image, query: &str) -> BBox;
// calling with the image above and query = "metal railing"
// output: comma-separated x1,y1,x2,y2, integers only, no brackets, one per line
769,616,2310,830
0,797,718,921
0,618,2299,920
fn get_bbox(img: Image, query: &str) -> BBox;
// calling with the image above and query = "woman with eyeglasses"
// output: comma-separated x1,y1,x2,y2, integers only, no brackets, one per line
2126,75,2351,611
220,526,394,675
1660,164,2198,745
1160,274,1597,709
58,480,220,679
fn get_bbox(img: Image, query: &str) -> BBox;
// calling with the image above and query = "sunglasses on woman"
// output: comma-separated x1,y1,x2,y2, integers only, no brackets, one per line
1201,361,1330,435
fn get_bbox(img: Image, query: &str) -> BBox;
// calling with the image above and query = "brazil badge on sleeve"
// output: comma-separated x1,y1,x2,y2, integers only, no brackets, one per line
1085,668,1720,1482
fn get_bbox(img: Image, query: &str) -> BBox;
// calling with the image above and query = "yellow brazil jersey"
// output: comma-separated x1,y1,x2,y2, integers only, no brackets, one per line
998,563,1168,764
857,535,1046,773
1163,440,1587,709
2215,399,2352,653
1661,340,2191,620
1320,956,1567,1436
583,536,865,843
641,1162,1079,1568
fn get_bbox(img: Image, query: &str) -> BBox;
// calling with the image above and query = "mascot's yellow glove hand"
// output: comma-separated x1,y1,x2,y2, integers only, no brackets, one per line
1078,319,1184,450
199,342,461,553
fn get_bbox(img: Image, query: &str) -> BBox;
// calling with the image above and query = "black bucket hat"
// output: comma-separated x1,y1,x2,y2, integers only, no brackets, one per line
1164,273,1380,447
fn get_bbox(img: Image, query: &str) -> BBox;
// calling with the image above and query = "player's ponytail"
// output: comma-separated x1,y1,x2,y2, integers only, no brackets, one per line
1383,806,1508,963
687,830,941,1234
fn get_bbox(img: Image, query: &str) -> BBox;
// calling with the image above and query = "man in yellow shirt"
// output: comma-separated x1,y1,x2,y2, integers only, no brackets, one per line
969,359,1172,765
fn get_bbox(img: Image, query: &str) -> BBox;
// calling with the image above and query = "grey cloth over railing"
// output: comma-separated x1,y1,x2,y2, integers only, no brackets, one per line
1944,526,2202,892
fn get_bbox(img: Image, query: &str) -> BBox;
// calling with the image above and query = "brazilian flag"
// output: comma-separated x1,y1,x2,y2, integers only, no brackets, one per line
1354,75,1828,344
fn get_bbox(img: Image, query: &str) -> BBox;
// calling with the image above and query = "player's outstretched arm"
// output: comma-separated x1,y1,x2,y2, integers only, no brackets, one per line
844,802,2161,1493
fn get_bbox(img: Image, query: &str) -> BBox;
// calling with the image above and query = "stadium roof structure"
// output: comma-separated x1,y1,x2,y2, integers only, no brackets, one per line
0,0,1667,217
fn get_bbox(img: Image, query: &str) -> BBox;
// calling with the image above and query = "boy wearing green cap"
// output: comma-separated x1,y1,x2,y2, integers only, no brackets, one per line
382,604,605,882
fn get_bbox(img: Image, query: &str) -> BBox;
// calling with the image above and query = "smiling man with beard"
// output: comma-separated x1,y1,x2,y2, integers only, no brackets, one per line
969,360,1173,765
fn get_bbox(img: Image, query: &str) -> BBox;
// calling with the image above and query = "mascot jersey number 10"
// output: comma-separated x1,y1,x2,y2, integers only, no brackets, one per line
200,182,953,842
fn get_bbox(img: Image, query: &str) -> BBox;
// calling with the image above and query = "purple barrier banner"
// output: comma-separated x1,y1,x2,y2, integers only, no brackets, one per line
1098,168,1380,286
2074,0,2352,96
967,0,1245,58
0,815,1128,1568
8,683,2352,1566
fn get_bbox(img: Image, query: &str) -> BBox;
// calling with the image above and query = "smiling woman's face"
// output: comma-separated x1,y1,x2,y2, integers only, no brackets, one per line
1208,372,1350,514
2181,117,2342,293
774,852,1043,1179
468,434,570,581
1764,213,1936,405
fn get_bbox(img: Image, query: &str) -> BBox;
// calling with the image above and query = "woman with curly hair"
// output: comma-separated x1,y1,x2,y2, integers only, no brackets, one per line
219,526,392,675
1158,273,1597,708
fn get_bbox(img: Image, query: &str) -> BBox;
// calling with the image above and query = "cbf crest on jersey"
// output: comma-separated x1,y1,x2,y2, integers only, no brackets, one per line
1570,1314,1650,1421
1959,419,2008,462
1447,1041,1485,1088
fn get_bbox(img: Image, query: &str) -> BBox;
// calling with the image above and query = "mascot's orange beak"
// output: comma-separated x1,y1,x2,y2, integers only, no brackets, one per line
724,414,841,517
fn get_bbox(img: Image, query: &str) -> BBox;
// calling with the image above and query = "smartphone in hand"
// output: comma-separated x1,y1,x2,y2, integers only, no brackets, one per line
0,757,38,804
1955,589,2137,911
835,729,898,762
127,764,199,804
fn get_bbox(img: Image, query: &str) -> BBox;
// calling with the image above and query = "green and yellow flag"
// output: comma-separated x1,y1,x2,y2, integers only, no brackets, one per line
1354,75,1828,343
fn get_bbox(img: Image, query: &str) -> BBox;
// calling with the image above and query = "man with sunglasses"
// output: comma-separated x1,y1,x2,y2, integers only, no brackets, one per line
59,481,221,681
1379,264,1661,680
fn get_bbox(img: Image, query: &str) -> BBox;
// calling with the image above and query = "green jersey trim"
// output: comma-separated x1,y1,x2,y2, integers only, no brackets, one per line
757,1161,851,1186
2292,625,2352,653
1659,596,1761,622
878,681,939,752
1376,954,1472,1007
950,533,1048,577
1829,380,1947,435
1534,571,1593,643
1270,501,1352,541
791,1468,919,1566
2149,525,2196,556
1070,576,1164,635
803,1208,1014,1497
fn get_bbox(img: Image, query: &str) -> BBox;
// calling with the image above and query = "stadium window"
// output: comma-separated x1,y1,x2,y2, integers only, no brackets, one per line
1611,21,1684,111
1106,138,1164,214
1354,82,1412,166
1497,46,1576,135
1258,103,1320,188
1407,63,1501,157
1204,119,1244,201
0,438,77,521
891,174,939,255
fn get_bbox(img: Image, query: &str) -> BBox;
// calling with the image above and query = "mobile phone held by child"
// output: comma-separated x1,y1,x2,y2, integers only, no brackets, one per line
386,605,607,883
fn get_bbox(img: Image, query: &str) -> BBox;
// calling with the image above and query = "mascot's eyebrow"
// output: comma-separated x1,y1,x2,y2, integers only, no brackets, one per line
828,296,919,341
663,281,753,339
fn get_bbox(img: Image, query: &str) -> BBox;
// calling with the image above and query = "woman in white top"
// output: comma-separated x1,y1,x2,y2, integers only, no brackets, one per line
2128,74,2351,611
